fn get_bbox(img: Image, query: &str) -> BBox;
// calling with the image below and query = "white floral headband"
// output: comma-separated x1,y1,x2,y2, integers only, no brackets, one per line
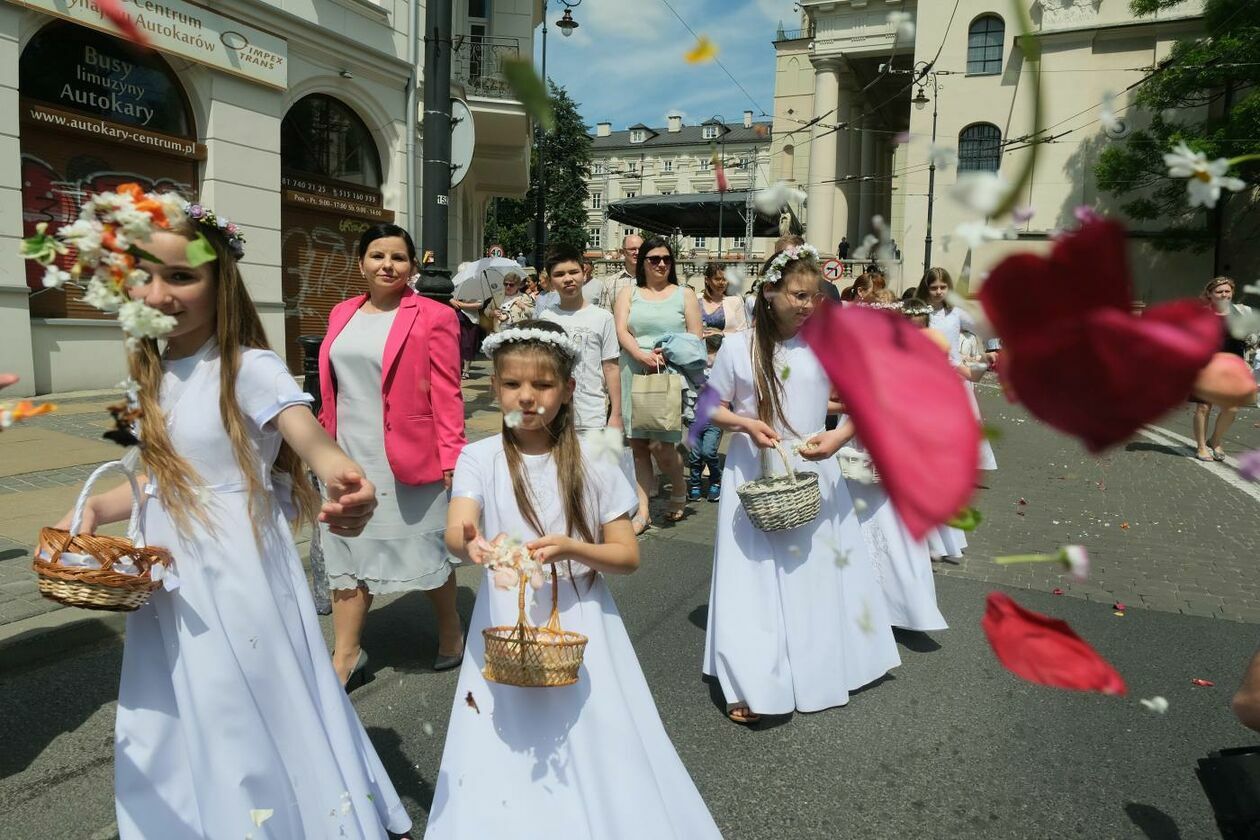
481,326,579,360
751,243,822,297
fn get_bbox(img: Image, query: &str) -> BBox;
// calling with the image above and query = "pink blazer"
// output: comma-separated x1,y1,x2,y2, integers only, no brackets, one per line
319,288,467,486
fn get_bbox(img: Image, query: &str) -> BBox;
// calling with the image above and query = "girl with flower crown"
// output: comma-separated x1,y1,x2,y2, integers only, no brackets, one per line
44,190,413,838
429,319,720,838
702,245,900,725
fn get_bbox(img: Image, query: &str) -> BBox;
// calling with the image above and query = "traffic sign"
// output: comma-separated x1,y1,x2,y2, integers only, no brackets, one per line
822,258,843,280
487,245,505,258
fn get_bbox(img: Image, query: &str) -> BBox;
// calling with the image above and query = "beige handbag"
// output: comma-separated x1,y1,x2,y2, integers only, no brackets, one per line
630,363,683,432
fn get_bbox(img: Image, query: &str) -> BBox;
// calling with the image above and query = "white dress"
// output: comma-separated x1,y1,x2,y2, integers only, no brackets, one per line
322,308,454,593
702,332,900,715
115,340,411,839
843,440,947,632
929,306,997,471
426,436,721,839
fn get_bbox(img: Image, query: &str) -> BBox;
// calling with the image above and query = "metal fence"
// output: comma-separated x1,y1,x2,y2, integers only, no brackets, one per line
452,35,521,99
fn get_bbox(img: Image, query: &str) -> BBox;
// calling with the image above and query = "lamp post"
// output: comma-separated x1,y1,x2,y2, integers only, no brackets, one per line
533,0,581,272
912,65,940,277
709,115,730,260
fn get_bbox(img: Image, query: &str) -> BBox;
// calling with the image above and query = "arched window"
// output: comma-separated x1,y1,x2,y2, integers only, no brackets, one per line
281,94,382,187
781,143,795,180
958,123,1002,172
967,15,1005,75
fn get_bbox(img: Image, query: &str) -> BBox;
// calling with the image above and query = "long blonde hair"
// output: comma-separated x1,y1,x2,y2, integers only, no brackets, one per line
749,252,822,437
490,321,596,549
129,215,319,536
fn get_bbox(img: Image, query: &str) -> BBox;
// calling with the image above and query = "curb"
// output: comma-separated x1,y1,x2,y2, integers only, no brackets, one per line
0,604,127,672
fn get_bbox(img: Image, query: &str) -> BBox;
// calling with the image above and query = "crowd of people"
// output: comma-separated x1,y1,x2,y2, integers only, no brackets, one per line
39,198,1260,838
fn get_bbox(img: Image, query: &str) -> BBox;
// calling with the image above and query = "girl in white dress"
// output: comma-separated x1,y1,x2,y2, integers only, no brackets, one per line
53,204,413,838
914,269,995,561
702,246,900,725
429,320,721,839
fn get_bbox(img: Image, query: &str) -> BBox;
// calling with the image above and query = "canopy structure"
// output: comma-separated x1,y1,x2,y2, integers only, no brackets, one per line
605,190,803,238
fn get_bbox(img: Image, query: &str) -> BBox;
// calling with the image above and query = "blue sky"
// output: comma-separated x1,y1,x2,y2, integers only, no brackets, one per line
531,0,800,132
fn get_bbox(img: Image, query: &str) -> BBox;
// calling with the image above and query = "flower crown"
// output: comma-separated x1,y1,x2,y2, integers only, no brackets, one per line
751,243,821,297
19,183,240,350
183,201,246,260
481,326,580,360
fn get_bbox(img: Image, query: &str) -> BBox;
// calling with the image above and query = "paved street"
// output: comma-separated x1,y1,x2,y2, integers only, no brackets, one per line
0,375,1258,838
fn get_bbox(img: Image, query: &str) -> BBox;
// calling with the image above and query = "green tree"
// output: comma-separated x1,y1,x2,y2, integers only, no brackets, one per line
484,81,591,260
1094,0,1259,253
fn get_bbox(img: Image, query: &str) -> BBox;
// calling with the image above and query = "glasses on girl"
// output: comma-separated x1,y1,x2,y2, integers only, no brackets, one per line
645,255,672,267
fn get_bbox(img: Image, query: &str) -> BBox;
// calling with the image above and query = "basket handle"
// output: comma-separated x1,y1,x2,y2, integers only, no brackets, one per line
68,460,146,548
759,442,799,488
543,566,562,633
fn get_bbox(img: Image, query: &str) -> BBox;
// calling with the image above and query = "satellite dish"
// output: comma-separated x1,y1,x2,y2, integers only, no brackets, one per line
1103,118,1131,140
450,98,476,188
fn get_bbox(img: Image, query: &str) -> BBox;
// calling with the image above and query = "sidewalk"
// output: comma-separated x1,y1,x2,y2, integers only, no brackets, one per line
0,362,504,670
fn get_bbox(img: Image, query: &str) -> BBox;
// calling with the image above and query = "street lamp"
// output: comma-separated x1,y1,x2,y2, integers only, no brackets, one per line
709,115,730,259
913,66,941,277
534,0,582,273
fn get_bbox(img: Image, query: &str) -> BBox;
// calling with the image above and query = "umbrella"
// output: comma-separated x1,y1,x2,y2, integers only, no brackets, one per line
451,257,525,305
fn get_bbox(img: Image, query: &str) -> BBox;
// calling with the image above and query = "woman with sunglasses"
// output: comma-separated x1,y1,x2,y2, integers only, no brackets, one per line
614,236,703,531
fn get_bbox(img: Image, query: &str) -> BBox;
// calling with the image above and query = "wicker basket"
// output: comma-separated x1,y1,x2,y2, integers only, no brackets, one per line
836,447,880,484
483,566,588,688
32,460,172,612
736,442,822,532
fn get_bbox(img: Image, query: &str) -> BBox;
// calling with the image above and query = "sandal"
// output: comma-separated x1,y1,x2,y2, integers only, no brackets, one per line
664,495,687,523
1212,446,1226,462
1195,449,1215,462
727,705,761,725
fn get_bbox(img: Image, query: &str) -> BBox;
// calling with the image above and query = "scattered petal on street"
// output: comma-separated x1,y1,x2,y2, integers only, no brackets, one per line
1191,678,1215,688
1139,696,1169,714
981,592,1127,696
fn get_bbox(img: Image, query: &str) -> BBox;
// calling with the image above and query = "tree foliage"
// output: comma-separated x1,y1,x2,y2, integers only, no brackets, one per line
484,81,591,261
1093,0,1259,251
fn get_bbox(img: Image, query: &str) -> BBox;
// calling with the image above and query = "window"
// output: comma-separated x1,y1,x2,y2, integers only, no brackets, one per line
661,190,673,196
591,192,602,209
702,124,720,140
663,158,673,172
699,157,711,171
731,237,747,251
588,227,602,248
592,161,606,175
624,227,636,237
625,190,637,198
694,236,707,249
628,161,638,173
630,129,646,143
967,15,1004,75
958,123,1002,172
281,94,383,187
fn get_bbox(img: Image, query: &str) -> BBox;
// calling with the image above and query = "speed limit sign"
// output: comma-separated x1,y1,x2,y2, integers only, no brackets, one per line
488,244,505,258
822,258,843,280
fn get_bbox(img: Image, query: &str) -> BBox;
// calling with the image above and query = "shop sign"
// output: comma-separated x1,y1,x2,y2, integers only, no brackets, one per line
10,0,288,89
281,175,383,208
21,99,207,158
283,189,394,223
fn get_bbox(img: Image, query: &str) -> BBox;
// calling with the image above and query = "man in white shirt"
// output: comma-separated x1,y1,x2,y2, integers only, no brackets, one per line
598,233,643,312
537,245,622,433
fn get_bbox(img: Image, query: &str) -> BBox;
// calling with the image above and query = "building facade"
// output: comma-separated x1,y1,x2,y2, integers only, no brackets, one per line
585,112,775,261
791,0,1222,296
2,0,537,395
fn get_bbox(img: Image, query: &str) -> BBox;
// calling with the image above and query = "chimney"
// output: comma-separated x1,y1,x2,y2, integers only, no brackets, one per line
596,122,611,137
667,114,682,133
743,110,754,128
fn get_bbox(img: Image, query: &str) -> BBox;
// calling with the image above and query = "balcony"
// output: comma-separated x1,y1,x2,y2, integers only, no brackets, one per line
452,34,522,100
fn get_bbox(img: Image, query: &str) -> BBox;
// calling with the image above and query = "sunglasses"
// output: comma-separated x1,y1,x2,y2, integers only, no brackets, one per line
645,255,672,267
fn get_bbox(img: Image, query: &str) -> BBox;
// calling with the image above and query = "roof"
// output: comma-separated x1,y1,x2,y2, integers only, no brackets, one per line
591,121,773,151
605,190,802,238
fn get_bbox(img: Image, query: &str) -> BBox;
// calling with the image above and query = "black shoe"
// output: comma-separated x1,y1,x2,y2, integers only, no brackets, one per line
343,649,371,692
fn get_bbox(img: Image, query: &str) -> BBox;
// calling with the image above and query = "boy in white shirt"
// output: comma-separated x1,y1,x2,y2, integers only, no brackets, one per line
537,245,622,433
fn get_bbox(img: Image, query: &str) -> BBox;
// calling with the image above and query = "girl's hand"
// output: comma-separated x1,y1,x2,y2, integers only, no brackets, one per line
52,501,93,535
634,348,662,369
526,534,577,565
320,469,377,536
742,418,780,449
461,521,503,565
799,430,843,461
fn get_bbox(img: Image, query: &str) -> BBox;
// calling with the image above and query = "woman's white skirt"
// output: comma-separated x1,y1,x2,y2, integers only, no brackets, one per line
703,433,900,715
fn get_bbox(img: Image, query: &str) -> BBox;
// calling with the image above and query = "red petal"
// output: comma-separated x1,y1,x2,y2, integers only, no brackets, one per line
981,592,1127,695
1192,352,1258,407
802,303,979,539
98,0,149,45
716,165,729,194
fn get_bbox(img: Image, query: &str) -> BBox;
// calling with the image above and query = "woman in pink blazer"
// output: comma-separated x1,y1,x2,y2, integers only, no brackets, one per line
318,224,468,688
